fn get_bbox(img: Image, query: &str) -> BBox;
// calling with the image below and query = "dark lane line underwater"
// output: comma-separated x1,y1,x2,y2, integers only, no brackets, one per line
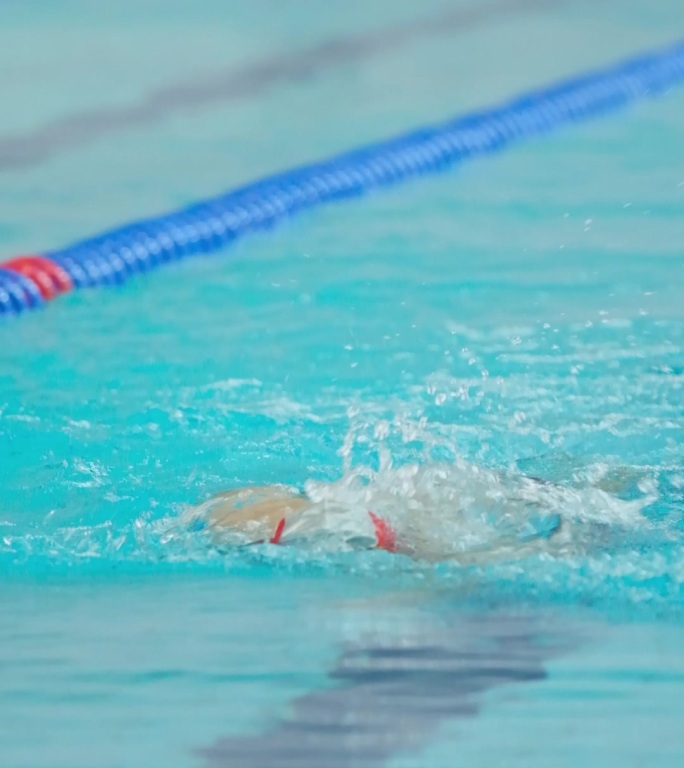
199,611,567,768
0,0,555,171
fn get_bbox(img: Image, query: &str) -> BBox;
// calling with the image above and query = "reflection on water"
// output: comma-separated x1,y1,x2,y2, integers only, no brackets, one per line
201,611,565,768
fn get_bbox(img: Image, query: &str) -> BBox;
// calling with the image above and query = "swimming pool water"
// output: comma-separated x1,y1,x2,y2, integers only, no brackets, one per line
1,1,684,766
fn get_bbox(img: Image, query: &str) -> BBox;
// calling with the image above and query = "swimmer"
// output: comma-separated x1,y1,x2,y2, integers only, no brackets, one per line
188,484,400,552
184,460,651,562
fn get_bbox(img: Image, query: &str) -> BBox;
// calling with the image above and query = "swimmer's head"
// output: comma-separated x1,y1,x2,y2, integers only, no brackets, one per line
191,485,310,544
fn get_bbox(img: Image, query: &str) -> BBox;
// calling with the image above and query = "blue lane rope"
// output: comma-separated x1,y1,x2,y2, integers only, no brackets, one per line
0,268,45,314
2,40,684,315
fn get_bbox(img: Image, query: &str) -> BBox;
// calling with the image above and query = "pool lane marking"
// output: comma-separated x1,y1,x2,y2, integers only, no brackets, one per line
199,612,566,768
0,0,556,171
1,38,684,316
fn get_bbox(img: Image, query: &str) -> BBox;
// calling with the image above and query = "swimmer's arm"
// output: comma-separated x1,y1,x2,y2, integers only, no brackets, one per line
519,453,648,497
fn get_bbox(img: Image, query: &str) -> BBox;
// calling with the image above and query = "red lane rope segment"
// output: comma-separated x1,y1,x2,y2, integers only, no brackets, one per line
1,256,73,300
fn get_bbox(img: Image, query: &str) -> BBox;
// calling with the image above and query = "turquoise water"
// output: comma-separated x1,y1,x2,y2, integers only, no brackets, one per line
2,1,684,766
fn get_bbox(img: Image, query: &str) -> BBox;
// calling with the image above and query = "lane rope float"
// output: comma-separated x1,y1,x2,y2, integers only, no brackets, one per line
2,40,684,316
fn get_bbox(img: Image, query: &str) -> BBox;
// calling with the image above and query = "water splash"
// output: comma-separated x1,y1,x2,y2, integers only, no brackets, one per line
1,395,681,615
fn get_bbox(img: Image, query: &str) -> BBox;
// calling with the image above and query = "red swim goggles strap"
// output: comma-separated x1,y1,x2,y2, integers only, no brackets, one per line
270,517,286,544
368,511,397,553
